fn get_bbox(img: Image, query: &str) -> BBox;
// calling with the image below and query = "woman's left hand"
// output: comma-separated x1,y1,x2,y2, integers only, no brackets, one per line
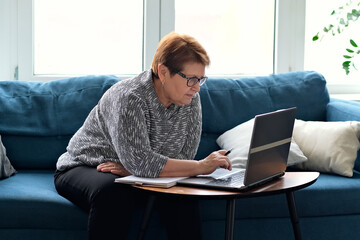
97,162,131,177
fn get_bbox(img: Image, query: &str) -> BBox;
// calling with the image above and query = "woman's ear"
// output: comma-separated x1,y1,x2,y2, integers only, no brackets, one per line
158,64,168,81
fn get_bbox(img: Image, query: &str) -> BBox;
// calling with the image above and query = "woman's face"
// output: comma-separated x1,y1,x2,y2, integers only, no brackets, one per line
161,62,205,106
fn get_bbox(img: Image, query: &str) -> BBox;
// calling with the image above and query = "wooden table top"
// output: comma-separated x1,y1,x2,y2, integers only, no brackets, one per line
135,171,320,200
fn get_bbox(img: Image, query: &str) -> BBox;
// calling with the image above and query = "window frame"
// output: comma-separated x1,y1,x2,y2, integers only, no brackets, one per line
1,0,360,98
0,0,18,81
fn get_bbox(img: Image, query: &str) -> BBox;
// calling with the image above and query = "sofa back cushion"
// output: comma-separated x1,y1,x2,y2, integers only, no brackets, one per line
195,71,330,159
0,75,119,169
0,71,329,168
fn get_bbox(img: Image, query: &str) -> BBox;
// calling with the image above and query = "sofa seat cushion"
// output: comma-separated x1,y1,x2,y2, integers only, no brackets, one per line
1,170,360,236
296,171,360,217
0,170,87,230
200,171,360,220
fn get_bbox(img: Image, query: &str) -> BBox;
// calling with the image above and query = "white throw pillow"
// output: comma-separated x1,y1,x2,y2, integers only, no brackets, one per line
293,119,360,177
216,118,307,169
0,135,17,179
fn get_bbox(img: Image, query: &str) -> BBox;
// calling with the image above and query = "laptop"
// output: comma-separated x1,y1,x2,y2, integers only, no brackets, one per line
178,107,297,191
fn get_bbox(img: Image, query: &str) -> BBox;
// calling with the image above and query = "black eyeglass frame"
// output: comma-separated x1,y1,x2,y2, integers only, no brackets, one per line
176,71,208,87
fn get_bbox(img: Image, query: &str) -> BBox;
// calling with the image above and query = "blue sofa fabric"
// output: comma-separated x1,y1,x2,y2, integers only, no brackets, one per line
195,71,329,160
0,75,119,169
327,98,360,122
1,71,360,240
0,170,87,230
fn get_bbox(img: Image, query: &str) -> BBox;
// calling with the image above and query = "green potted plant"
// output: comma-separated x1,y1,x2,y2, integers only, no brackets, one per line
312,0,360,75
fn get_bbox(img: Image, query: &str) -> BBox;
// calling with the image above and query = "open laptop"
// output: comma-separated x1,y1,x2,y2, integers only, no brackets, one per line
178,107,297,191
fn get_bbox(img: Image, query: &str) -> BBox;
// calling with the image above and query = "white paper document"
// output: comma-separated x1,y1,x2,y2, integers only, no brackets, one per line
197,168,243,179
115,175,188,188
115,168,242,188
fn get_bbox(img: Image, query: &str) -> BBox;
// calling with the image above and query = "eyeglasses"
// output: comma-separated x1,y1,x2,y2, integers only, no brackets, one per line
176,71,208,87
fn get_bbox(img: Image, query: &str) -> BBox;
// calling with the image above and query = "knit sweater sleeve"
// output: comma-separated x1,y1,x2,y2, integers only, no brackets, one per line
177,93,202,160
99,91,168,178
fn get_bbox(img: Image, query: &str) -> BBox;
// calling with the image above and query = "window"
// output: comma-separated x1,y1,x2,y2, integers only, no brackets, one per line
1,0,358,97
33,0,143,76
304,0,360,94
175,0,275,76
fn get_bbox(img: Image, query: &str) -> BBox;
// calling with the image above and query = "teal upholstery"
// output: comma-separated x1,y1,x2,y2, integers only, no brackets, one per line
327,98,360,122
195,71,329,159
1,71,360,240
0,170,87,230
0,75,119,169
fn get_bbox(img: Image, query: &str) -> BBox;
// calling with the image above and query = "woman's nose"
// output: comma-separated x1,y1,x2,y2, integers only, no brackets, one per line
191,82,200,92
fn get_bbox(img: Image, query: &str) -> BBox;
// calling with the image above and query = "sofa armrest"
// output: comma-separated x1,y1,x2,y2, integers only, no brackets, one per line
327,98,360,121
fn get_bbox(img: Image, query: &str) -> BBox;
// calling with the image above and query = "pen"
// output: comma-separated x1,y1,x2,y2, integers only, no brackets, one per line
225,149,232,156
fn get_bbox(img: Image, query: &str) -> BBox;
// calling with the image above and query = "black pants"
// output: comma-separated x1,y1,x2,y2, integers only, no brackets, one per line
54,166,202,240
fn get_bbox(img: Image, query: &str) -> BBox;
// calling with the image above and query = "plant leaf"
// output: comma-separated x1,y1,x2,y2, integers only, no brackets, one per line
346,48,355,53
344,55,353,59
342,61,351,75
312,33,319,41
352,9,360,17
350,39,358,47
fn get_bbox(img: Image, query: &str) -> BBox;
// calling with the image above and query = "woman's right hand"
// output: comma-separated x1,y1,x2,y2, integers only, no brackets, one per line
198,150,232,175
97,161,131,177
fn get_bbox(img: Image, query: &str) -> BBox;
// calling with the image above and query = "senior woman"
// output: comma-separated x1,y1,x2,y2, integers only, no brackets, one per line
54,32,232,240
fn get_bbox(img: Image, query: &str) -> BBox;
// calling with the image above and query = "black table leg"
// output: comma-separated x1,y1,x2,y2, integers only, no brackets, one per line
225,198,236,240
286,191,302,240
137,195,156,240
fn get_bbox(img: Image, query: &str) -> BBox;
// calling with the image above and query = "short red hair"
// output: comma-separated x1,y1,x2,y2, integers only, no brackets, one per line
151,32,210,78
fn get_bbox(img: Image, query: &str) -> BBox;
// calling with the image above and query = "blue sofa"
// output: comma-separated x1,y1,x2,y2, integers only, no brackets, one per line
1,71,360,240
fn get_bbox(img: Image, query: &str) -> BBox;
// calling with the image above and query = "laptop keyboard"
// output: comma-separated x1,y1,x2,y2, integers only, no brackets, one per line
208,171,245,187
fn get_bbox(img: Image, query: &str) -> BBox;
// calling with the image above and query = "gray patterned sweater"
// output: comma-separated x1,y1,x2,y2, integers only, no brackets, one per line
56,70,202,178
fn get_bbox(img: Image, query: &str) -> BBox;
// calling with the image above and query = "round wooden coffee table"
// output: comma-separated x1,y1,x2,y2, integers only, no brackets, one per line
135,171,319,240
